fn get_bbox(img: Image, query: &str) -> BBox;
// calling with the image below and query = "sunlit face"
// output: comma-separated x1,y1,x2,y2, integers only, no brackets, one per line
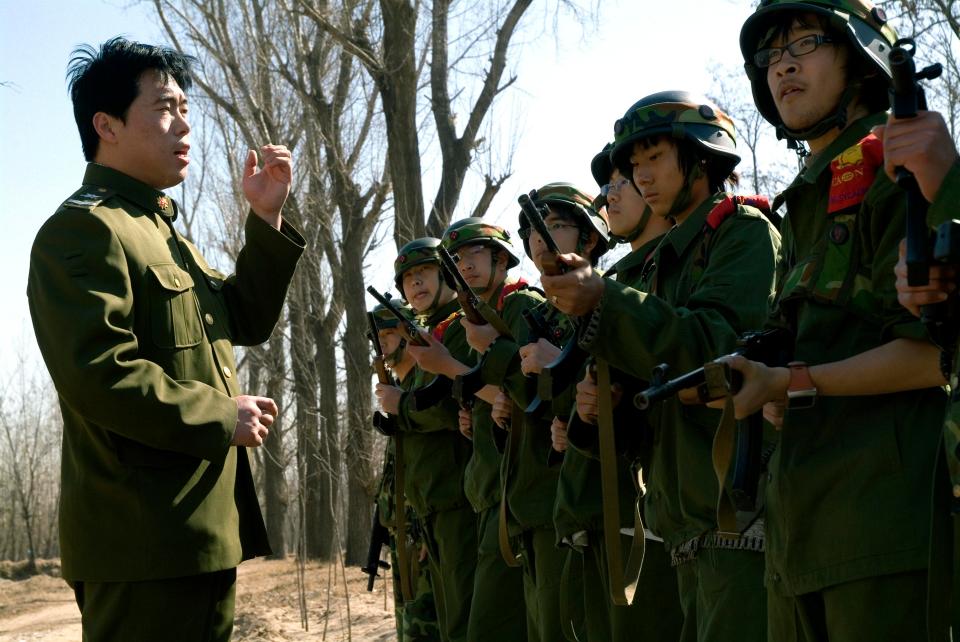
527,211,592,274
99,70,191,189
629,139,685,219
401,263,442,313
454,244,496,291
605,168,646,236
765,16,848,135
378,327,403,355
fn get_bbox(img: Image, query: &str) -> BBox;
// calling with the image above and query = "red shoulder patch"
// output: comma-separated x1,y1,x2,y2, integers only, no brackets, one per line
705,194,770,229
432,311,460,341
828,133,883,214
496,278,529,312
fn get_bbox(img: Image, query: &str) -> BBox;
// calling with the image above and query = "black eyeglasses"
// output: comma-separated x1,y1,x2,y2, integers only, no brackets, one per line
754,34,835,68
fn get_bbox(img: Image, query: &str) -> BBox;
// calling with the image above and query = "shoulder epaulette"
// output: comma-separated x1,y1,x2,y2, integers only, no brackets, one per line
705,194,771,230
432,311,461,341
59,186,115,212
496,278,530,312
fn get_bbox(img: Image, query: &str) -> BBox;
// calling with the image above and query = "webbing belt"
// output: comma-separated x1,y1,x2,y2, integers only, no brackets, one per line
498,403,524,567
394,435,413,601
596,359,645,606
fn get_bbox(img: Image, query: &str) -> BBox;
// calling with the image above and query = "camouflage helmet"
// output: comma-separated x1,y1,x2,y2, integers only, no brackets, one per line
441,218,520,269
590,143,615,189
609,91,740,180
740,0,898,140
517,183,611,263
371,298,414,330
394,237,442,296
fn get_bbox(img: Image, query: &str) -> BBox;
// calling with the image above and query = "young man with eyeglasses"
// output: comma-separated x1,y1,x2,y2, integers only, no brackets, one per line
542,93,781,641
548,155,682,641
722,1,955,639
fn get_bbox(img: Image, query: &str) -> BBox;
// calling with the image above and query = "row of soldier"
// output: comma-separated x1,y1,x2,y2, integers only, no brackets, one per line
366,1,960,641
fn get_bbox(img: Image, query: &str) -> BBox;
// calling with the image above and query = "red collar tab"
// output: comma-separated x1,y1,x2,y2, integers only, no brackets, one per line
828,133,883,214
496,278,529,312
432,311,460,341
705,194,770,230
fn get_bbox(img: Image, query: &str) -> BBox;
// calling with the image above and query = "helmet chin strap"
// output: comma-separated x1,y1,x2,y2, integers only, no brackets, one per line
776,83,859,148
385,338,407,367
609,205,653,245
664,161,707,220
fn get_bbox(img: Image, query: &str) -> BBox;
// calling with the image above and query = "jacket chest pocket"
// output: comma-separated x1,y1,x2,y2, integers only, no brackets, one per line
147,263,203,348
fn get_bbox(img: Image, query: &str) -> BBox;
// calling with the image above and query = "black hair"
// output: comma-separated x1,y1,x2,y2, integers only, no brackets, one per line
762,13,887,116
66,37,196,161
633,135,740,193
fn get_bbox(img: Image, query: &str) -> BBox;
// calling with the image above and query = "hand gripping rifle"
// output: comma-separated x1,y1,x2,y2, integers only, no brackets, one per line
889,38,942,288
522,307,557,415
368,312,398,436
633,329,792,530
361,504,391,591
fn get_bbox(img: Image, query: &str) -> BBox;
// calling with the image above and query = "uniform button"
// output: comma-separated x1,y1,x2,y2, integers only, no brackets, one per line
771,572,781,582
204,313,214,325
174,277,182,288
767,472,773,483
953,484,960,499
223,366,232,378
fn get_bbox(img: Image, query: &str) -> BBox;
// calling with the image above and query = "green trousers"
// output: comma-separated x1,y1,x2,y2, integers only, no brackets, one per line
422,506,478,642
73,568,236,642
675,547,766,642
467,507,527,641
390,538,442,641
767,570,928,642
574,532,683,641
519,527,566,642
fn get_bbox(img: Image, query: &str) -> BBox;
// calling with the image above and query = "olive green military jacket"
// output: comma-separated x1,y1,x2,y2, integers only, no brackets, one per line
397,298,473,518
764,115,946,597
27,163,305,582
555,236,664,543
377,369,417,531
464,281,537,514
474,286,553,533
578,193,781,550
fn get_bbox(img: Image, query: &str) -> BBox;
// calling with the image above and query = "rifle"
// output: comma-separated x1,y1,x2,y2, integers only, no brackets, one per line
367,312,397,436
366,286,429,347
360,504,391,591
518,193,567,276
633,328,792,516
889,39,942,287
438,247,487,326
522,308,557,415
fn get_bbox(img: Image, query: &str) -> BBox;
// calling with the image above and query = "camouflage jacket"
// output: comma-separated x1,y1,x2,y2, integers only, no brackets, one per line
765,113,946,597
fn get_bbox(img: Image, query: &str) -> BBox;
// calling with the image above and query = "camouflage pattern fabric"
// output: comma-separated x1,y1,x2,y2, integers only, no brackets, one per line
441,217,520,269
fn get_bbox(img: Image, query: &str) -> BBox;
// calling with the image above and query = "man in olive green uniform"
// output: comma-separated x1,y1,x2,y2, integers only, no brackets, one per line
725,2,950,639
439,219,529,642
545,93,780,641
371,301,441,642
375,238,477,642
27,38,304,641
552,152,683,641
449,210,585,642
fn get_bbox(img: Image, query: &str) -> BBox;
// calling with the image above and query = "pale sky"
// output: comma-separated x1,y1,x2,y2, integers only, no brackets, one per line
0,0,786,374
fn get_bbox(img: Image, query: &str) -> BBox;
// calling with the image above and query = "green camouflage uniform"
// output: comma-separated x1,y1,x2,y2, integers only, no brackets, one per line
557,234,684,642
738,2,950,638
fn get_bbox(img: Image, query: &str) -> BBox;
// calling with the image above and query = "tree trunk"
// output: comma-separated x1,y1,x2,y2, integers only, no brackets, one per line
263,330,289,559
314,317,342,560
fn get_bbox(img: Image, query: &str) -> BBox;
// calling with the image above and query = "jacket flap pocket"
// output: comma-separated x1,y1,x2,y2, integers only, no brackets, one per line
148,263,195,292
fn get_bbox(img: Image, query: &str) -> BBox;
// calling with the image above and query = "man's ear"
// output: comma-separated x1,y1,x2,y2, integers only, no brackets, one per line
92,112,121,145
583,231,599,258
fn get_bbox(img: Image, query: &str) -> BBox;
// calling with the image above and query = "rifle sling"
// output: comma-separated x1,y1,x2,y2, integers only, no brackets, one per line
596,358,644,606
394,434,414,601
477,299,515,340
498,402,524,567
705,362,741,540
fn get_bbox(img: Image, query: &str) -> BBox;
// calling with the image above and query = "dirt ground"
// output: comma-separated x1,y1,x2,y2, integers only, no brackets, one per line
0,557,398,641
